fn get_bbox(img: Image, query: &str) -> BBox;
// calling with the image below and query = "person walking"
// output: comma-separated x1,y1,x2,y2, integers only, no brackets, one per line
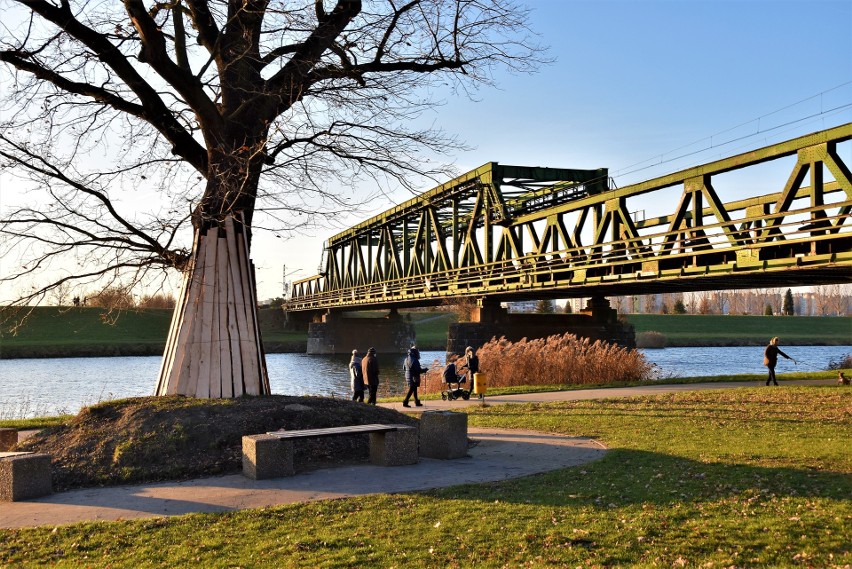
349,349,365,402
763,337,796,386
362,347,380,405
402,345,426,408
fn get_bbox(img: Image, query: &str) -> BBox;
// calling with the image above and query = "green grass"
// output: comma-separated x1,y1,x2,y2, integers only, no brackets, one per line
407,311,458,349
2,387,849,567
3,309,849,358
628,313,852,346
0,306,306,357
0,415,71,430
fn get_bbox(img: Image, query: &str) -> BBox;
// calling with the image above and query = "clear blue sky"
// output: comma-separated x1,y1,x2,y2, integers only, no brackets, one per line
264,0,851,300
1,1,848,302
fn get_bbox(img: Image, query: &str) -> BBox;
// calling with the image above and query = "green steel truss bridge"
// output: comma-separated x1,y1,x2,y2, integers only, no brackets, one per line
287,124,852,312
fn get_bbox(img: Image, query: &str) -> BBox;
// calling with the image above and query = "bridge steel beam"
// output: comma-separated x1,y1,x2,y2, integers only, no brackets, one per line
287,124,852,312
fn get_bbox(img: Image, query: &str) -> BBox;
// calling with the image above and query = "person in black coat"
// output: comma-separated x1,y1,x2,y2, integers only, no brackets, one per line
462,346,479,386
361,347,380,404
349,349,365,402
763,337,796,386
402,345,426,408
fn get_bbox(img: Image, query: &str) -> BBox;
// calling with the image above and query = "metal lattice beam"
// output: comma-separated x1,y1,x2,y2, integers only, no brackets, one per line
287,124,852,312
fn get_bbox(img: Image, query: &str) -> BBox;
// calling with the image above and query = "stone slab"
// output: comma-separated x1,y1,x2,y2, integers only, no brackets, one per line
419,411,468,459
0,429,16,452
0,452,52,501
242,435,295,480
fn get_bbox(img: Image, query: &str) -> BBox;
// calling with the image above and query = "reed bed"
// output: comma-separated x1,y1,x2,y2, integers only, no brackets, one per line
636,330,667,348
421,333,655,393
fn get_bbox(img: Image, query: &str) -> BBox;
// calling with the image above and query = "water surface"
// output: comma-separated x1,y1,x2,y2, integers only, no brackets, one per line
1,346,848,419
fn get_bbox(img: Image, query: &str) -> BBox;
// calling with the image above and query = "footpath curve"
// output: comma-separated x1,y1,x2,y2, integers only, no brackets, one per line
1,379,831,529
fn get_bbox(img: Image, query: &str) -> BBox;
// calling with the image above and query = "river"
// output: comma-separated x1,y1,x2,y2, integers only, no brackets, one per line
1,345,849,419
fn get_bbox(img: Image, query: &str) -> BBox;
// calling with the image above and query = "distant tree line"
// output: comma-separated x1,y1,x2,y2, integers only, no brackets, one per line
601,285,851,317
50,284,175,309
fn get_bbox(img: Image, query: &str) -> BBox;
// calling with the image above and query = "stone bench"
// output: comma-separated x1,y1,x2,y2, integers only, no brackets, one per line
0,452,53,501
418,411,468,459
243,423,418,480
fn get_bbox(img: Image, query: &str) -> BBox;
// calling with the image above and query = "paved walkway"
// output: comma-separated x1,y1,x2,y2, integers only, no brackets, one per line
379,378,836,414
1,379,832,529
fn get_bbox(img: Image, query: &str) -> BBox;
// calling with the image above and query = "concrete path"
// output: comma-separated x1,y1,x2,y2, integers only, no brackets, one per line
2,379,832,529
379,378,836,414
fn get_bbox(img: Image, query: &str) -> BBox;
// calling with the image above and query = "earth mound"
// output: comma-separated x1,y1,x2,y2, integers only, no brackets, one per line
17,395,417,491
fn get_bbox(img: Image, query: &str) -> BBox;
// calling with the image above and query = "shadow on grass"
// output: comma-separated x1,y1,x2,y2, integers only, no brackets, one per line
434,447,852,507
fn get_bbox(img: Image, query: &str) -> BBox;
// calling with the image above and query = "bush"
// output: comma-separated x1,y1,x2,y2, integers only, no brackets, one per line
827,353,852,370
420,333,655,393
636,331,667,349
137,294,176,308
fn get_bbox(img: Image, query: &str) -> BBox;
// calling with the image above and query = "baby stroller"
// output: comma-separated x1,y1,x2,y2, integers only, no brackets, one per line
441,362,470,401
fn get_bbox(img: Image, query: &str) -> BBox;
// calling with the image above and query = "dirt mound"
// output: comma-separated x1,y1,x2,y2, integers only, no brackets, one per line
17,395,417,491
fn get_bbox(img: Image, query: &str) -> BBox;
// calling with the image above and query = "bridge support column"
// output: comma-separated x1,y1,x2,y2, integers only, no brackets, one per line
447,296,634,358
306,309,415,355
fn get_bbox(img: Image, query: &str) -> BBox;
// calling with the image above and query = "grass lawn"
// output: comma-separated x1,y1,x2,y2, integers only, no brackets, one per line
1,386,849,567
0,306,307,357
629,313,852,345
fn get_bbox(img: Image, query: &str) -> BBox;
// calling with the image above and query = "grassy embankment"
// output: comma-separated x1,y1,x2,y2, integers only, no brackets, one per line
1,387,849,567
630,313,852,346
0,306,305,358
2,307,849,358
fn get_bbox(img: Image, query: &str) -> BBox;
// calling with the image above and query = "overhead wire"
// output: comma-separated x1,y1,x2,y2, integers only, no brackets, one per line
610,81,852,182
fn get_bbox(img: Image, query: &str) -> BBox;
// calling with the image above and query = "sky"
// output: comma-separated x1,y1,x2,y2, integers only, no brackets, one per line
250,0,852,301
1,0,851,303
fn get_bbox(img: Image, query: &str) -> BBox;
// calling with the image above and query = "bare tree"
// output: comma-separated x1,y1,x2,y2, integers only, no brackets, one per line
48,280,74,307
440,296,477,323
0,0,545,397
711,290,730,315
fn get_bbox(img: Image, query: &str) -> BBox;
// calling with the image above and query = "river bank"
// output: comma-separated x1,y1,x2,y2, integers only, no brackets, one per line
1,307,850,358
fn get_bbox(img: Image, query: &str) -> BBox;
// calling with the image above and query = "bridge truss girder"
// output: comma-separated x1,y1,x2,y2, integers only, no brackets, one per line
288,124,852,312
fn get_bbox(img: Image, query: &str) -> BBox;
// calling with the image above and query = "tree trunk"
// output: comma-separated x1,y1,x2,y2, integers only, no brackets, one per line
155,213,270,397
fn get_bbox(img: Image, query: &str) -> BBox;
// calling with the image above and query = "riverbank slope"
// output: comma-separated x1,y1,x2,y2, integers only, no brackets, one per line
1,307,850,358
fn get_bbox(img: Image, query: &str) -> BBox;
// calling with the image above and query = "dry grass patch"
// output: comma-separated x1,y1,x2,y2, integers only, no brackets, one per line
421,333,654,394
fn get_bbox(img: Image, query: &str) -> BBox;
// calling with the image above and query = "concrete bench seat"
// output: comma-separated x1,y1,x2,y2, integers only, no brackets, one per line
0,451,52,501
242,423,417,480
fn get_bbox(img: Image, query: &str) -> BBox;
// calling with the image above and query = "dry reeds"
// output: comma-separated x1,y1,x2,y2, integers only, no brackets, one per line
421,333,654,393
636,331,667,349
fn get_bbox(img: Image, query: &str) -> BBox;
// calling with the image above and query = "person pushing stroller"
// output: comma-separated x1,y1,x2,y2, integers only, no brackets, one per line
441,359,471,401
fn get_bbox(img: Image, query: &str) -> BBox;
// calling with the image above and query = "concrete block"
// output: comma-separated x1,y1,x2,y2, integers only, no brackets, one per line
419,411,468,459
369,425,418,466
242,435,295,479
0,452,52,501
0,428,17,452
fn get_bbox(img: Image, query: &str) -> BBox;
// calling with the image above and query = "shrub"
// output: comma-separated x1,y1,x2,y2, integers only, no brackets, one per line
827,353,852,370
87,286,134,309
636,331,667,349
421,333,655,393
137,294,176,308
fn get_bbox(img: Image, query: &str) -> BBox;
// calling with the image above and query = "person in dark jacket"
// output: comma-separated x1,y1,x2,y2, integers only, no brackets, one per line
763,337,796,386
349,349,365,402
402,345,426,408
361,347,380,404
462,346,479,386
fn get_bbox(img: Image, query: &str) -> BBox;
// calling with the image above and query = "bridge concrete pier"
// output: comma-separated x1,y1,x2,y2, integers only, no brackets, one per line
447,297,634,357
306,309,415,355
